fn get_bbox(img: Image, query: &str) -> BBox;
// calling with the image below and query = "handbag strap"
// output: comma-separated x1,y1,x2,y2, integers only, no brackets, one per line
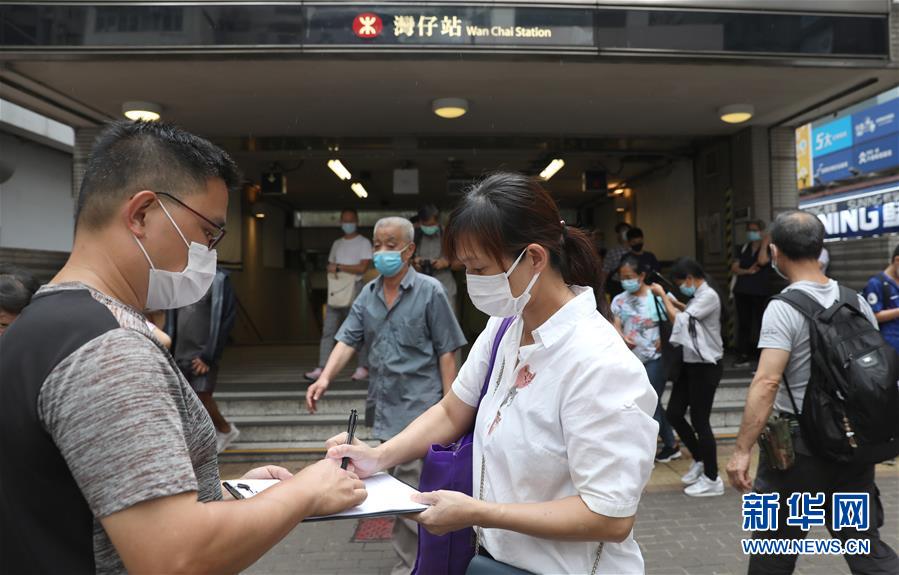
477,317,515,406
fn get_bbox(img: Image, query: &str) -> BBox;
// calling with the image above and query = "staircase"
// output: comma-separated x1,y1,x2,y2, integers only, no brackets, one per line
216,345,754,462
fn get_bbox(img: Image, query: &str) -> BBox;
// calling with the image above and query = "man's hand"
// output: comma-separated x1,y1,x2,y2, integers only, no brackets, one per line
727,448,754,493
192,357,211,376
623,335,637,349
294,458,367,517
241,466,294,481
327,263,338,274
306,378,330,413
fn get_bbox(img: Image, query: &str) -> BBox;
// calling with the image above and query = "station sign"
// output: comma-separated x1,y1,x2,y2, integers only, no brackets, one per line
305,6,595,48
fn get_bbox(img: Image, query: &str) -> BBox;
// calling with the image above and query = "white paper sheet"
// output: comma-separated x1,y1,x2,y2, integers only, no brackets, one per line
222,472,428,521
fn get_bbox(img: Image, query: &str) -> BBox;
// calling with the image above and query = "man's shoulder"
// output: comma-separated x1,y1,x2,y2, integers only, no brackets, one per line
414,272,447,296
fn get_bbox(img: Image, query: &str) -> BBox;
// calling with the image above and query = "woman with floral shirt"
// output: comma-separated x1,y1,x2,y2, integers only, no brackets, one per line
611,255,680,463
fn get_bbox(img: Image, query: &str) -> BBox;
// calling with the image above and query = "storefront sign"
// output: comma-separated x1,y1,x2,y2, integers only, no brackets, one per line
799,182,899,239
796,88,899,189
853,98,899,144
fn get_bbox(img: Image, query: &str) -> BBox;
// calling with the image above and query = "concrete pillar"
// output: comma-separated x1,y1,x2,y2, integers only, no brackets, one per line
768,126,799,217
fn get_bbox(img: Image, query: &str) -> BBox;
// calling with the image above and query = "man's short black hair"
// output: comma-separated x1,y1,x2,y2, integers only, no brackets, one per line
418,204,440,222
770,210,824,261
614,222,631,234
626,227,644,241
76,120,241,230
340,207,359,219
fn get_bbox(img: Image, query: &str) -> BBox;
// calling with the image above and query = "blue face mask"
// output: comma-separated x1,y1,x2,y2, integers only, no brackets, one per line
679,283,696,298
341,223,357,235
747,230,762,242
373,245,409,277
621,279,641,294
420,225,440,236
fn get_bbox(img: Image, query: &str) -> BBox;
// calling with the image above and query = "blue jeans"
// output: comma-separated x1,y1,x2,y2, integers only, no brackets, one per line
644,358,676,450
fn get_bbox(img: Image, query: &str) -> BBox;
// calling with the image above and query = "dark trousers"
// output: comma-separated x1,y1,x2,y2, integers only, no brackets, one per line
666,361,722,480
735,293,768,359
749,435,899,574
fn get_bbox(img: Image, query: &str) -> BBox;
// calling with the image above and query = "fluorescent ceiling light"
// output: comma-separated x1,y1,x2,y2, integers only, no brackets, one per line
328,159,352,181
351,182,368,199
719,104,754,124
122,101,162,122
539,159,565,181
433,98,469,119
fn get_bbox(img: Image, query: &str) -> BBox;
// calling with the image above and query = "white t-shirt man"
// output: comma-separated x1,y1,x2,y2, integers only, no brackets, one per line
328,235,373,279
452,286,658,574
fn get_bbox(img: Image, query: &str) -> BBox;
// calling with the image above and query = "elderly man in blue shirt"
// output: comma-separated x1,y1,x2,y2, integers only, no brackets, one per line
306,216,466,575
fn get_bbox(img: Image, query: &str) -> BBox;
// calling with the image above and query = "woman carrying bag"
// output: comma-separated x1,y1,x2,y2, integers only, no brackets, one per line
650,258,725,498
326,173,658,574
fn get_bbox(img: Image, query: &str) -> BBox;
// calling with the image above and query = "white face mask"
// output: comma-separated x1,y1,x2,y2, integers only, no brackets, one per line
466,248,540,318
133,200,217,310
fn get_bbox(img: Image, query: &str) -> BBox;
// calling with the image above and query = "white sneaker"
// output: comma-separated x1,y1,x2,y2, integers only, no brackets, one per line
217,424,240,453
681,461,705,485
684,474,724,497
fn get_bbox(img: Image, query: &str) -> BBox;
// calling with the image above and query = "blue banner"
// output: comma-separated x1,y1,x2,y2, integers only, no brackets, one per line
852,98,899,144
800,182,899,240
812,116,853,156
855,134,899,175
813,148,853,184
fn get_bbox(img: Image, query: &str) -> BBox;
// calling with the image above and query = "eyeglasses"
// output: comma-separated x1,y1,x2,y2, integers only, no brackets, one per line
157,192,227,249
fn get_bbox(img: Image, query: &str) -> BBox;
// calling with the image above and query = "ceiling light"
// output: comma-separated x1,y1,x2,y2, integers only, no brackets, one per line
719,104,754,124
432,98,469,119
613,188,626,196
251,201,266,218
539,159,565,181
328,159,352,181
122,101,162,122
351,182,368,199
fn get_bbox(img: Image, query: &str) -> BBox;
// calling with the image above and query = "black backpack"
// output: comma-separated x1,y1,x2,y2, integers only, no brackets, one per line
773,286,899,464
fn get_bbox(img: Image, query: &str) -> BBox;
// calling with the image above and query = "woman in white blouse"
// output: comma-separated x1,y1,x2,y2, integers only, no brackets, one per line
650,258,725,498
327,173,659,574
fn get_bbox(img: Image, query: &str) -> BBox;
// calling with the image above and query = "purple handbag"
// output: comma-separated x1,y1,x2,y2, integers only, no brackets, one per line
412,317,514,575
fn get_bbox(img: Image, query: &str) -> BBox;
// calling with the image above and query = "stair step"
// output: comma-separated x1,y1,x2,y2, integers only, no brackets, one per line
217,390,367,416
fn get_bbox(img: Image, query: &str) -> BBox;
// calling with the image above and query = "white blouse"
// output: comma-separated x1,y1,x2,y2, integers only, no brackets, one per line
452,286,659,574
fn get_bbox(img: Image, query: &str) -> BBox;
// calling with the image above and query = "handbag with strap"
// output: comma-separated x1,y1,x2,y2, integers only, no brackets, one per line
327,271,357,309
412,317,515,575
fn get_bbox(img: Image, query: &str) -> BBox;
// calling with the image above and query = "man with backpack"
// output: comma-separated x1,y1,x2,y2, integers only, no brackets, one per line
726,210,899,574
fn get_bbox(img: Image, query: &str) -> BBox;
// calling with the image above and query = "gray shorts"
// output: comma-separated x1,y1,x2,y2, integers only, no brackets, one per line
178,361,219,394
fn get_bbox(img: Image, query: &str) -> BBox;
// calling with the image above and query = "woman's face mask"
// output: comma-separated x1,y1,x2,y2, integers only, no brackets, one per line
678,279,696,298
466,248,540,318
747,230,762,242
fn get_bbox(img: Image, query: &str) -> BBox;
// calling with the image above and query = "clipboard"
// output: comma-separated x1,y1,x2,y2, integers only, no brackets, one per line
222,472,428,521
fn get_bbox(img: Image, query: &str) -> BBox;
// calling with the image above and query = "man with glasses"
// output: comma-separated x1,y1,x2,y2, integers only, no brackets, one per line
0,120,366,574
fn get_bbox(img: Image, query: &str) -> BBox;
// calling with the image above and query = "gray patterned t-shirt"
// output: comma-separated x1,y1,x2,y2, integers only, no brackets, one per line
36,283,221,573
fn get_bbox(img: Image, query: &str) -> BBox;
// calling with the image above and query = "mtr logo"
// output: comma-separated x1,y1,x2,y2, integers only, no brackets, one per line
353,13,383,39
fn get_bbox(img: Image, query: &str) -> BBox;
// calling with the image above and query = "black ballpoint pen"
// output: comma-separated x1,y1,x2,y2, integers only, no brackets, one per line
341,409,358,470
